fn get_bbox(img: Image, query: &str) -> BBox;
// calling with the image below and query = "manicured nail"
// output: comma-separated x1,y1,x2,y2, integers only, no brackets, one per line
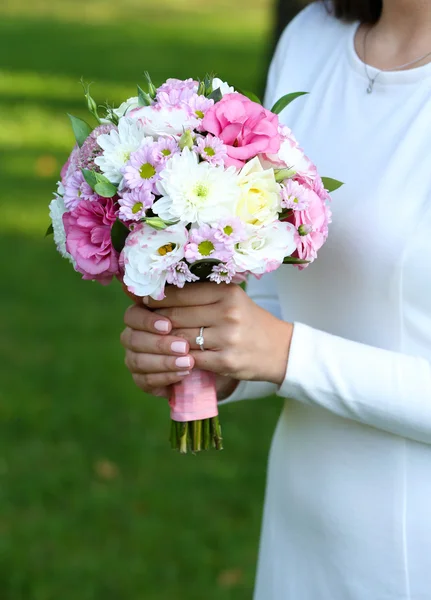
143,296,149,305
154,320,169,333
175,356,192,368
178,371,190,377
171,341,187,354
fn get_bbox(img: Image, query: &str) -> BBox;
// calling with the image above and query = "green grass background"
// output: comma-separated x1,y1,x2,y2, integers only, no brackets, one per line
0,1,284,597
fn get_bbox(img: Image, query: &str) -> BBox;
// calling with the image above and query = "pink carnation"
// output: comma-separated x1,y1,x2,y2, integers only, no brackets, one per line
63,198,119,284
202,93,281,169
291,188,331,266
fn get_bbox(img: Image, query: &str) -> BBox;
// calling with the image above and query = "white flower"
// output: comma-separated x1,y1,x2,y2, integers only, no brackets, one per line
236,157,282,227
48,194,76,266
113,96,140,118
94,117,148,184
212,78,235,96
232,221,296,275
154,148,240,225
131,104,198,137
122,222,188,299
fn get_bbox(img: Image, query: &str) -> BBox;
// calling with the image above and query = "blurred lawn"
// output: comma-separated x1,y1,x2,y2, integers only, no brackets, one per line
0,0,284,598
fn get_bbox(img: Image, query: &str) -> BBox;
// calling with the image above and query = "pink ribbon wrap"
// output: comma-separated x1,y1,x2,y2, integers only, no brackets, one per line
169,368,219,422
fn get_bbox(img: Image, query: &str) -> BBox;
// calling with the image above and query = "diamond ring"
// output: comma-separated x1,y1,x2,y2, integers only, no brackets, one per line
196,326,205,352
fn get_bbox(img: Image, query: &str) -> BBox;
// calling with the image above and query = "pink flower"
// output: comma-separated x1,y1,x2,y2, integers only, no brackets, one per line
166,261,199,287
63,198,119,284
195,134,227,167
118,188,154,222
280,179,310,211
187,94,214,124
202,93,281,168
156,78,199,107
79,123,115,171
63,170,100,210
122,144,162,192
208,261,237,284
153,138,180,164
291,188,331,265
185,224,232,263
61,144,80,185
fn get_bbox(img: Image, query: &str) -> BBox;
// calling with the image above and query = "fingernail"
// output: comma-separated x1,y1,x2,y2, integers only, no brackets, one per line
175,356,192,368
178,371,190,377
143,296,149,305
171,341,187,354
154,320,169,333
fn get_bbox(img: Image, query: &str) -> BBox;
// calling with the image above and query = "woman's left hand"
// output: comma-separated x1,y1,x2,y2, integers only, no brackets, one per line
126,282,293,386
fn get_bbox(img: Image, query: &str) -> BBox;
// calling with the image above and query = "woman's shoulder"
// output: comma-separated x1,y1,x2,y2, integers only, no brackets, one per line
277,1,349,54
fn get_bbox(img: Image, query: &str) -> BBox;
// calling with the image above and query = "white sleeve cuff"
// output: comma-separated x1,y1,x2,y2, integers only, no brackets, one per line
218,379,279,406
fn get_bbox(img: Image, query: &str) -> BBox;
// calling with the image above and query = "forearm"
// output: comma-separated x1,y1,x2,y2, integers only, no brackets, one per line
279,322,431,444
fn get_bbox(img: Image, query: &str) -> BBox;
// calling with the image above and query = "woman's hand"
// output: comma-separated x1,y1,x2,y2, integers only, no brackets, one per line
120,282,293,397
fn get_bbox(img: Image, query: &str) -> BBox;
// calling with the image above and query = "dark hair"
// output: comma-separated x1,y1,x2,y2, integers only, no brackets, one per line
325,0,382,23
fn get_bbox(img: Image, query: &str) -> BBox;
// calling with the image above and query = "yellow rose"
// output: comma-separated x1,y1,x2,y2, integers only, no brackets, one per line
236,157,282,227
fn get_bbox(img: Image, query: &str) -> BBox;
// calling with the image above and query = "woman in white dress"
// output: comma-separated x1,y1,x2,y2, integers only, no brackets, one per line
120,1,431,597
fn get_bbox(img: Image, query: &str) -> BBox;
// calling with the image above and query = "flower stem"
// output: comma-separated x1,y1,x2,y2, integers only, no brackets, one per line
203,418,210,450
211,416,223,451
179,422,188,454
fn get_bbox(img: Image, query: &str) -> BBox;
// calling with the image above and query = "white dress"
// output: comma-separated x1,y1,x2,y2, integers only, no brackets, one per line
221,3,431,599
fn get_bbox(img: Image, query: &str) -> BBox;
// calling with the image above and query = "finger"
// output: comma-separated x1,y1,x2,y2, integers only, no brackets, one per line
155,304,220,329
145,282,228,309
120,328,191,355
124,304,172,334
125,350,195,374
189,349,237,377
171,327,220,351
132,372,190,393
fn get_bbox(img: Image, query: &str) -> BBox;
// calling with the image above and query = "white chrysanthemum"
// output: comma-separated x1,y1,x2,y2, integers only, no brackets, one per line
232,221,296,275
212,78,235,96
123,223,188,299
95,117,149,184
48,194,76,266
131,105,198,137
154,148,240,225
236,157,282,227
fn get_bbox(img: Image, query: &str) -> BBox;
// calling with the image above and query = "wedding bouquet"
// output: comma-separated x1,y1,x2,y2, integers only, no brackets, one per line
47,73,341,453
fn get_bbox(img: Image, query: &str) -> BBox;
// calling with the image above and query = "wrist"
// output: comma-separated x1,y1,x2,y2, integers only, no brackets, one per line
267,320,294,386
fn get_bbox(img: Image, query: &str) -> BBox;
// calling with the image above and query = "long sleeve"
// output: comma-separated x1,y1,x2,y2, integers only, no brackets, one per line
279,322,431,445
218,272,282,405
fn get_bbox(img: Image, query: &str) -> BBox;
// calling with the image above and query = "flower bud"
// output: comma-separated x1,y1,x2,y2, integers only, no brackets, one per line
144,72,157,99
179,129,194,150
298,224,312,236
274,168,296,183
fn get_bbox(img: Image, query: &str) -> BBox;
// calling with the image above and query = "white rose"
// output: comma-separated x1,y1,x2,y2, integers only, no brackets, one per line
123,223,188,299
236,157,282,227
212,78,235,96
232,221,296,275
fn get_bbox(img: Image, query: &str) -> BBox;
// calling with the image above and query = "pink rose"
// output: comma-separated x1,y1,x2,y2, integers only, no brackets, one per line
201,93,281,168
63,198,120,285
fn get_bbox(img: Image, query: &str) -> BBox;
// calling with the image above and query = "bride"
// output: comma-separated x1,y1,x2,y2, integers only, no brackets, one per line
120,1,431,597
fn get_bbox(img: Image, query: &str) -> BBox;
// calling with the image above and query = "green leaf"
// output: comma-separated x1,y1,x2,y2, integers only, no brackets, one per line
68,113,92,147
111,219,130,253
321,177,344,193
45,223,54,237
137,84,151,107
208,88,222,103
189,258,221,281
271,92,308,115
81,168,98,191
94,181,117,198
237,88,262,104
282,256,310,265
143,71,157,99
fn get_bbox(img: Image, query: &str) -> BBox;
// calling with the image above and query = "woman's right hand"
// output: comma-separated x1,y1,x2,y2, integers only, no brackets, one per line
120,303,196,398
120,303,240,399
